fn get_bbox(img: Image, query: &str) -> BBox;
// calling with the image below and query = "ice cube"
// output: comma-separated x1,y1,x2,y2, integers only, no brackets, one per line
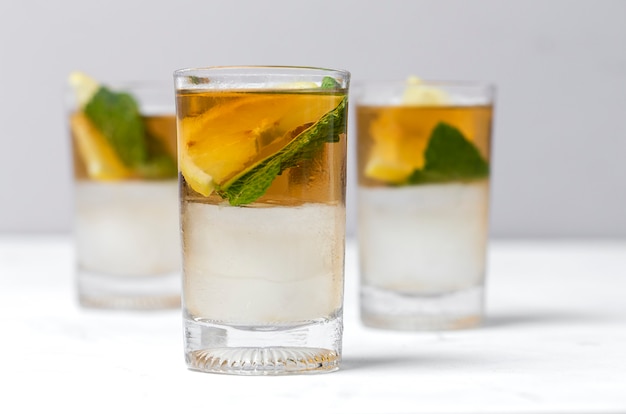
358,181,489,294
182,202,345,324
75,181,180,277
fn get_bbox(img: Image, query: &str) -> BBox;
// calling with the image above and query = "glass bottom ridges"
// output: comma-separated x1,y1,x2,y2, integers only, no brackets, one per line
184,315,343,375
361,285,484,331
77,269,180,310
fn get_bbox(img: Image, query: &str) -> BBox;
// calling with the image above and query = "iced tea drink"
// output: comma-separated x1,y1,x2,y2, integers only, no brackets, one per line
175,66,349,375
356,78,494,330
68,73,180,309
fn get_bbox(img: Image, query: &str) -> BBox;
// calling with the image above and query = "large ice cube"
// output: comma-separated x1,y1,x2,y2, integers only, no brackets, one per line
182,202,345,324
75,181,180,277
358,182,489,294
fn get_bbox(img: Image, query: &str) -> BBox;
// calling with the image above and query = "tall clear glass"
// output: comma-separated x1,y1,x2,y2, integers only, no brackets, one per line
175,66,350,375
355,79,494,330
67,73,181,310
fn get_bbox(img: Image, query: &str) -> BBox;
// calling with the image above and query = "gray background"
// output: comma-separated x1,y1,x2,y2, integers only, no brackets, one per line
1,0,624,238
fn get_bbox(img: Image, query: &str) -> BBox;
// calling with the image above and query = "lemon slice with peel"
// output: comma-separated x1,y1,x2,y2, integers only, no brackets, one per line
69,71,100,108
402,76,450,105
68,71,132,180
365,156,414,184
180,152,214,195
365,76,449,183
276,81,319,89
179,91,343,196
70,112,133,180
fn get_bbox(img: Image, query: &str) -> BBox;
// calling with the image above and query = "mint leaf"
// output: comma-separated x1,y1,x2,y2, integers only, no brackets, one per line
406,122,489,185
83,86,177,179
321,76,341,89
84,87,147,167
189,75,209,85
217,96,347,206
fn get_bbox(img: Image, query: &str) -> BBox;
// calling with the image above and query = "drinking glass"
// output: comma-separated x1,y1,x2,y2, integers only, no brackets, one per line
175,66,350,374
355,78,494,330
68,72,181,309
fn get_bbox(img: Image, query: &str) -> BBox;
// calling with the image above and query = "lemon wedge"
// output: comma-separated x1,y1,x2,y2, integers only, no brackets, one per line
365,156,414,184
68,72,133,180
364,76,449,183
68,71,100,108
180,152,215,196
402,76,450,105
179,92,343,196
70,112,132,180
277,81,319,89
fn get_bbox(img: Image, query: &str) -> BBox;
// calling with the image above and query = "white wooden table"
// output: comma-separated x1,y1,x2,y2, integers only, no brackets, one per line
1,235,625,413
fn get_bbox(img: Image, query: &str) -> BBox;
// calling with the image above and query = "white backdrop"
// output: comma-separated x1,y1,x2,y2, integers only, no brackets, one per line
1,0,625,237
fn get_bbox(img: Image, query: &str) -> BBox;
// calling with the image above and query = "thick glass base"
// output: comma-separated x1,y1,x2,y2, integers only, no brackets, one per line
184,315,343,375
78,269,180,310
360,285,484,331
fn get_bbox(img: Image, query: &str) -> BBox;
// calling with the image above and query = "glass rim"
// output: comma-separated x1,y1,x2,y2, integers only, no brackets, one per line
352,78,495,90
66,78,173,91
65,78,174,112
173,65,351,78
352,78,495,106
104,80,174,88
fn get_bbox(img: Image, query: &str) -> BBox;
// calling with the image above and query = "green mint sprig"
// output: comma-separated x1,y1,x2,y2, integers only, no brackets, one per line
321,76,341,89
406,122,489,185
84,87,147,167
217,96,347,206
84,86,177,179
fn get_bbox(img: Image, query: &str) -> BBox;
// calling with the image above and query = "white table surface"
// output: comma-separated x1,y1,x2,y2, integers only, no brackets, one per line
1,235,625,414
